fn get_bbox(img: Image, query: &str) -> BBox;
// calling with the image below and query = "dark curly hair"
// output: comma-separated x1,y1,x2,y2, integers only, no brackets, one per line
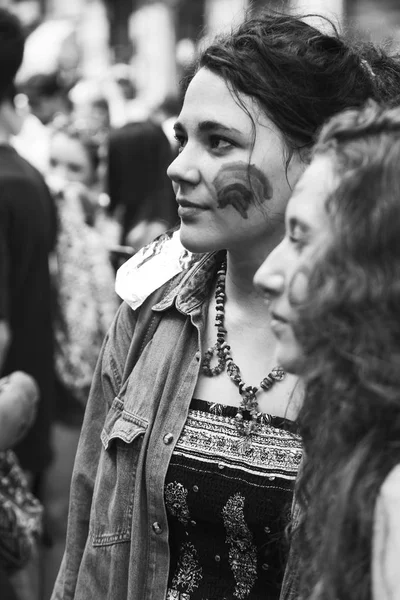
291,101,400,600
185,12,400,163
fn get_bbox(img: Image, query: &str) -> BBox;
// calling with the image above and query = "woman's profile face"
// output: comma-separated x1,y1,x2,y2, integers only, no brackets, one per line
254,155,336,374
49,131,95,187
167,67,305,255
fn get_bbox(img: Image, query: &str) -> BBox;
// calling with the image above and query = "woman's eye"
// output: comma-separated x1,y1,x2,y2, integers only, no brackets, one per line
288,230,306,252
289,234,301,247
69,163,83,174
173,134,186,153
209,136,234,151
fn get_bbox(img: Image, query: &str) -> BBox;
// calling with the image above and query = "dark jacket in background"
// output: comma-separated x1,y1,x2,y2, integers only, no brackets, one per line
0,145,56,474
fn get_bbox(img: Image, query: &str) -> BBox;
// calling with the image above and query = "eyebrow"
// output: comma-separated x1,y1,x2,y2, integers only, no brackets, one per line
173,120,242,136
198,120,242,135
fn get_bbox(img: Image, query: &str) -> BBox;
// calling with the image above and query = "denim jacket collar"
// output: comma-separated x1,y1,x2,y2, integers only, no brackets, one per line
152,251,225,315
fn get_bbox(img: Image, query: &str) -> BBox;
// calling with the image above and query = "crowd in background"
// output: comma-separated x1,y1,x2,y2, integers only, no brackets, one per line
0,6,180,599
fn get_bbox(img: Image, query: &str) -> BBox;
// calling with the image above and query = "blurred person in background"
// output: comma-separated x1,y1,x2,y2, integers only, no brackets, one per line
111,63,136,103
0,371,41,600
66,79,118,243
254,100,400,600
68,78,110,141
108,62,152,125
0,371,39,453
107,63,138,128
13,72,72,172
107,118,178,250
0,5,56,504
0,8,57,599
48,116,104,226
153,94,183,152
21,72,71,127
43,116,118,599
52,12,400,600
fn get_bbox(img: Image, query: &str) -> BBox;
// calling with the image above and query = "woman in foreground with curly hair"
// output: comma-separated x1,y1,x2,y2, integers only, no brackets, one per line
255,100,400,599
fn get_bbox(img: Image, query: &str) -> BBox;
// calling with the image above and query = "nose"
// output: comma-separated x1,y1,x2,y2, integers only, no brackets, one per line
167,147,201,188
253,247,285,300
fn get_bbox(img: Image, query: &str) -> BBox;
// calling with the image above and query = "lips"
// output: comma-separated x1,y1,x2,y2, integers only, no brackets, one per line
177,198,208,210
268,309,291,339
270,311,288,324
177,198,209,220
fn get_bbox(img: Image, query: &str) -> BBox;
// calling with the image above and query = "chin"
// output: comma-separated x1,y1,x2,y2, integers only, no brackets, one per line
276,345,305,376
179,225,221,254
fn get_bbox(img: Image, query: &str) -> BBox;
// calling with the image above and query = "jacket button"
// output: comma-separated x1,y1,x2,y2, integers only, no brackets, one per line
152,522,162,534
195,351,200,362
262,563,269,571
163,433,174,445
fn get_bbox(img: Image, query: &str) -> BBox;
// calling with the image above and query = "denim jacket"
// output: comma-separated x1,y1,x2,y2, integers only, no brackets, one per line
51,248,298,600
51,252,218,599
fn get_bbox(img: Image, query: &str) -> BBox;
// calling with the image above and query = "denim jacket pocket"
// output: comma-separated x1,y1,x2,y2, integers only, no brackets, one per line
90,397,148,547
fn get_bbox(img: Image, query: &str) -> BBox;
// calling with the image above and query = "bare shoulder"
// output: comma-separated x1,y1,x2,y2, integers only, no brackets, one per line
372,464,400,600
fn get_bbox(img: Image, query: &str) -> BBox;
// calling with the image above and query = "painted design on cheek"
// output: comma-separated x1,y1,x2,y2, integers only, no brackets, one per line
212,162,273,219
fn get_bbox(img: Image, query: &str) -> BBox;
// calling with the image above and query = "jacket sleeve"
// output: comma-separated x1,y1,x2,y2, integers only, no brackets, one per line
51,301,138,600
372,464,400,600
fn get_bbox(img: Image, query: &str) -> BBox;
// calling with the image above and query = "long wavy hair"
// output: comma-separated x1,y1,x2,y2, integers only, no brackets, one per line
292,101,400,600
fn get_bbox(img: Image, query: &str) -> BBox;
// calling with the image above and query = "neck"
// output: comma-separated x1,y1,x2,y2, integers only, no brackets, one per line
225,232,283,312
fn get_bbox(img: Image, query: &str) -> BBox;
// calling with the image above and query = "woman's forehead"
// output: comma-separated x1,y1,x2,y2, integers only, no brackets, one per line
183,70,250,119
287,155,336,223
180,68,277,138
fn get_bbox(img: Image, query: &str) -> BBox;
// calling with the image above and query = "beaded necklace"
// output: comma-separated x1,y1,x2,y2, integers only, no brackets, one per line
201,260,285,436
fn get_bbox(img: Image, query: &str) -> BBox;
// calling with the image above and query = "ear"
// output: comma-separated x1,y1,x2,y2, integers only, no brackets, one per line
1,100,23,136
0,100,8,121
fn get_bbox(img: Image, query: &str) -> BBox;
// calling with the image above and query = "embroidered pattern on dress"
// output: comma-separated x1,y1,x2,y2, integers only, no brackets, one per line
208,402,226,416
165,482,191,526
222,493,257,599
166,589,192,600
173,410,302,479
166,409,302,598
171,542,203,594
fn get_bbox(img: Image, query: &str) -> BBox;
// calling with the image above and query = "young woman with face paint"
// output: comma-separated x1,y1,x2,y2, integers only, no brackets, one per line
51,13,400,600
254,101,400,600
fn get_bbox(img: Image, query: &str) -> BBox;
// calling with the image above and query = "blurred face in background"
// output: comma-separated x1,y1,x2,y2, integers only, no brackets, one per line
253,155,336,373
72,99,110,137
49,131,96,187
29,93,69,125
